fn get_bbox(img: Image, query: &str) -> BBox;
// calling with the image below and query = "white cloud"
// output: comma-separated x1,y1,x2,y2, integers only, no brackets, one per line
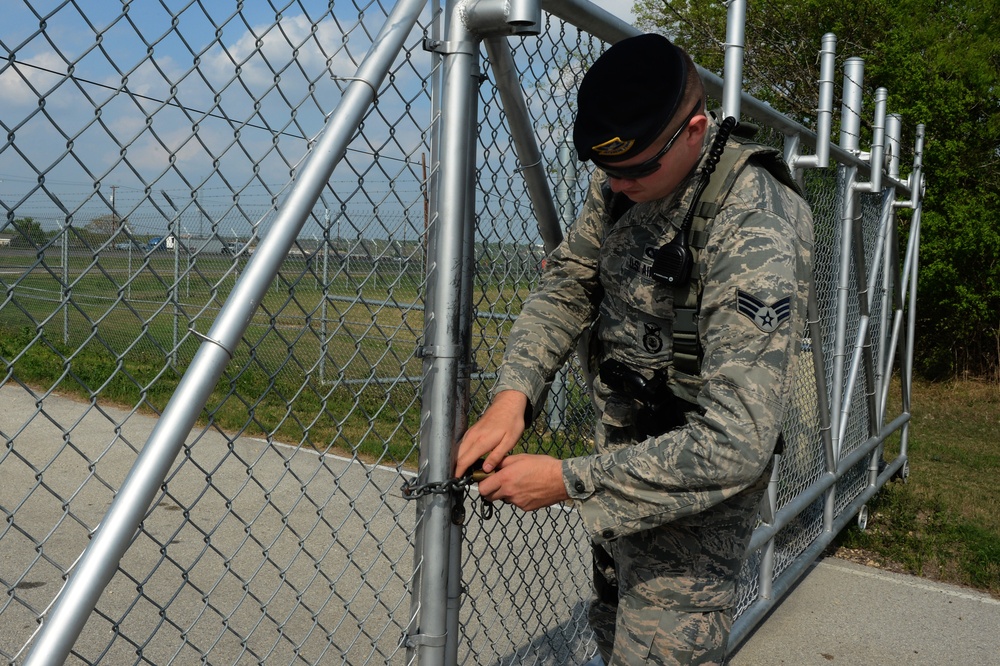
0,51,82,109
200,13,365,98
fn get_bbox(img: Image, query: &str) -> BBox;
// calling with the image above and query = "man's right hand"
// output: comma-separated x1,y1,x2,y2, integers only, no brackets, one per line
454,390,528,478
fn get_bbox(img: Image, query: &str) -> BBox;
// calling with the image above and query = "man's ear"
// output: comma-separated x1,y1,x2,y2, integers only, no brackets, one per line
686,112,710,146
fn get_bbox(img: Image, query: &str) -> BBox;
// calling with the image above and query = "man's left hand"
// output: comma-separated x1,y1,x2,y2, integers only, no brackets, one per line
475,454,569,511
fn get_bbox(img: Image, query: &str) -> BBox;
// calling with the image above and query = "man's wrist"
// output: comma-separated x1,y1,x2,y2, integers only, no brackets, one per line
492,390,531,429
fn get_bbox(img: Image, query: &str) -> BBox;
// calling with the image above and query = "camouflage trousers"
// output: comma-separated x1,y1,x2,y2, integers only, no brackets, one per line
587,470,767,665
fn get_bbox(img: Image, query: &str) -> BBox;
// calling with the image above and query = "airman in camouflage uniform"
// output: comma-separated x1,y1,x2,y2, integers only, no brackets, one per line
456,33,813,665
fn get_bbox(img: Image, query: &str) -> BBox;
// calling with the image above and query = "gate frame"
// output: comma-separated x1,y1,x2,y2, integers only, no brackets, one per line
19,0,925,663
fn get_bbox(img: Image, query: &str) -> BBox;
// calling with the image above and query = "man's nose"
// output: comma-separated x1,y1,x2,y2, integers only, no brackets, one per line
606,176,635,192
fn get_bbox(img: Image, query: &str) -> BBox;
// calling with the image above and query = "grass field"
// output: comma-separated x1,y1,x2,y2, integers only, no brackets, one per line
831,378,1000,597
3,248,997,597
0,246,547,467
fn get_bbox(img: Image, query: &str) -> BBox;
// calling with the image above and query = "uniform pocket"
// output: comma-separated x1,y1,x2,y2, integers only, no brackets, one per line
598,250,677,368
598,213,681,365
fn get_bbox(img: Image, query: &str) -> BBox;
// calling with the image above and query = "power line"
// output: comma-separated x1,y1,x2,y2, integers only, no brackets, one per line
2,54,313,142
0,55,425,167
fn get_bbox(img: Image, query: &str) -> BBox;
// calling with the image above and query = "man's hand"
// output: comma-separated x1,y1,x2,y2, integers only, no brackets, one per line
455,390,528,478
476,454,569,511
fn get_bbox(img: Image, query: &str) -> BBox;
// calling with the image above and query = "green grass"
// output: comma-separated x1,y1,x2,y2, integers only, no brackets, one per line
0,249,533,469
832,379,1000,596
0,322,429,465
13,249,997,595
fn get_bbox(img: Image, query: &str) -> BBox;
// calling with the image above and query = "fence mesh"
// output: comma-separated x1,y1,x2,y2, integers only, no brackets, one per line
1,2,916,665
2,2,440,663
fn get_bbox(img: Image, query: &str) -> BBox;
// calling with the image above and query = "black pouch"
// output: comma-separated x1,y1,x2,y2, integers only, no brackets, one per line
599,358,699,438
592,542,619,604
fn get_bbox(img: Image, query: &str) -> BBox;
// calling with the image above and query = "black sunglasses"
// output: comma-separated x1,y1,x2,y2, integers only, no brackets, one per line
596,102,704,180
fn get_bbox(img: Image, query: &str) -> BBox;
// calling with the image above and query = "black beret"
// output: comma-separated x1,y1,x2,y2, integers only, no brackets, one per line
573,33,687,163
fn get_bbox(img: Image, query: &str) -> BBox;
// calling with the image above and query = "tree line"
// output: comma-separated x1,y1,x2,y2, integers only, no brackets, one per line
635,0,1000,380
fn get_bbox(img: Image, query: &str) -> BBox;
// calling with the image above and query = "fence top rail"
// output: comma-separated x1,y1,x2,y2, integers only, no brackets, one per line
540,0,911,193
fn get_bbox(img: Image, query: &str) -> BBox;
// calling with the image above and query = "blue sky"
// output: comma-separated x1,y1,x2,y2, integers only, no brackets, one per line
1,1,635,240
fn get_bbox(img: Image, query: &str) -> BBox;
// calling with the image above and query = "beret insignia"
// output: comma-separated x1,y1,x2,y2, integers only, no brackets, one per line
592,137,635,158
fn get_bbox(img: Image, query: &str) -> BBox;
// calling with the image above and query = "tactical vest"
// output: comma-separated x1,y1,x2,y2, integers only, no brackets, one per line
602,138,802,378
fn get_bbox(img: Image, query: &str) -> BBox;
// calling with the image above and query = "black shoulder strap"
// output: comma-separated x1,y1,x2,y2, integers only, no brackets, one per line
749,149,804,197
674,141,801,377
689,143,801,229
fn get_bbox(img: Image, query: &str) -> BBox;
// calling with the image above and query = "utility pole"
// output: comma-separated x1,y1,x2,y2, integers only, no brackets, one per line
196,191,204,240
110,185,120,228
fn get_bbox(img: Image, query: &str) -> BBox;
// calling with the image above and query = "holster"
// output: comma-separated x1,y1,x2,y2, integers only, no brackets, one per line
635,402,695,438
599,358,700,439
592,542,619,605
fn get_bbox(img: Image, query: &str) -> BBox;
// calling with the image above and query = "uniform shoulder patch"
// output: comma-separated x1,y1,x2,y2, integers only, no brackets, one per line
736,290,790,333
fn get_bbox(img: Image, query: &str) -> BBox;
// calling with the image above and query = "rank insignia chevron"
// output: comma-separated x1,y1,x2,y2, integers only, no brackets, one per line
736,290,791,333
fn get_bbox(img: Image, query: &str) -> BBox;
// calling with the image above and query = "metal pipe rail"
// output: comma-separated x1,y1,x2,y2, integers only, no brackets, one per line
730,451,909,649
746,412,910,557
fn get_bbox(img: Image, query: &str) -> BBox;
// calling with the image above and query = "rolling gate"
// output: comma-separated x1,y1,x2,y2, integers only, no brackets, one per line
0,0,925,663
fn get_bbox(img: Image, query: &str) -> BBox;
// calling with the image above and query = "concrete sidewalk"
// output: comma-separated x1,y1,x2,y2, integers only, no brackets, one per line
728,558,1000,665
4,381,998,665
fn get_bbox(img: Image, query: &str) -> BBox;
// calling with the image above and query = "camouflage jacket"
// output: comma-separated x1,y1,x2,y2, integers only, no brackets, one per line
493,125,815,542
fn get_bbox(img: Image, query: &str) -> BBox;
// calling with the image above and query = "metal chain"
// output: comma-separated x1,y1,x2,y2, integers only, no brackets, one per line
400,474,475,499
400,473,494,521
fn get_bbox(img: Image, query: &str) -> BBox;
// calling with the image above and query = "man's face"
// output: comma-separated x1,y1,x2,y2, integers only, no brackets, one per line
603,106,708,203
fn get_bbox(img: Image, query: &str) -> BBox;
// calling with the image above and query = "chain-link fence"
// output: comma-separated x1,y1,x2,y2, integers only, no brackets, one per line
1,1,923,664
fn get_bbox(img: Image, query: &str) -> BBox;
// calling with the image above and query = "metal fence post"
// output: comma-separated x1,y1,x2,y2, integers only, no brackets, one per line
161,192,181,367
547,136,578,431
126,241,132,301
445,57,482,664
406,4,442,660
876,114,904,421
320,210,331,386
409,2,479,661
831,55,865,458
898,124,926,474
721,0,747,119
61,220,69,344
172,216,180,366
788,33,836,174
842,87,889,485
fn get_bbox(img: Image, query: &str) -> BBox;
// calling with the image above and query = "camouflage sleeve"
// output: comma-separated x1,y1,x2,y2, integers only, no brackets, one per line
563,172,814,542
492,173,608,410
